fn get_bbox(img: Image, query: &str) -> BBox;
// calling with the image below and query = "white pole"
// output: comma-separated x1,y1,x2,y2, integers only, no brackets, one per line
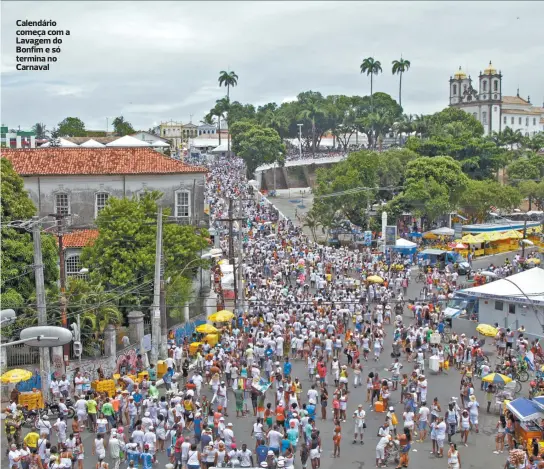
381,211,388,254
151,207,163,365
298,124,303,159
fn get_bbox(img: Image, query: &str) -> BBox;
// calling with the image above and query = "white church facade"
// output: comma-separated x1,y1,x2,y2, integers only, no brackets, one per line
449,62,544,137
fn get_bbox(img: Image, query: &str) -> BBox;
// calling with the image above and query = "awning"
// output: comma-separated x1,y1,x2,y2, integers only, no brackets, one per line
419,249,445,256
506,398,544,421
533,396,544,411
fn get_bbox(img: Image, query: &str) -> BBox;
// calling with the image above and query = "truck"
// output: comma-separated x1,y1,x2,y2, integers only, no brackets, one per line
417,248,471,274
442,293,479,320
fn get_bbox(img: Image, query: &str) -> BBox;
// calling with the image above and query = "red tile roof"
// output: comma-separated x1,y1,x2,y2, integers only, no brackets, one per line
2,148,208,176
60,229,99,248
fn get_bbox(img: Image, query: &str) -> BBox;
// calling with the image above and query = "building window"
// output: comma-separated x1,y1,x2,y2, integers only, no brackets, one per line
66,255,81,276
493,80,498,91
495,301,504,311
482,111,487,125
508,304,516,315
473,112,477,118
463,84,467,92
503,116,507,124
175,190,190,218
519,117,522,125
482,80,487,92
526,117,529,126
95,192,109,216
511,117,514,125
55,193,70,215
534,118,537,126
452,84,457,95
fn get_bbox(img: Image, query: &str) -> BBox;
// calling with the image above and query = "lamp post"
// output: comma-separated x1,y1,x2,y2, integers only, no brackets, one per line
297,124,303,160
480,270,541,329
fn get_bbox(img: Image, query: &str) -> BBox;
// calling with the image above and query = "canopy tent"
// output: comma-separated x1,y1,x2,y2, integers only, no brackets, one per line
210,142,229,153
460,268,544,306
190,138,220,149
106,135,151,147
40,138,79,148
151,140,170,148
419,248,446,256
80,139,105,147
431,227,455,236
395,238,417,248
506,398,544,422
532,396,544,411
461,234,481,244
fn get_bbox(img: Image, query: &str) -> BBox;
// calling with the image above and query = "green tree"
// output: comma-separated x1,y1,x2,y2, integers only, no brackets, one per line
1,158,58,316
80,192,209,314
507,158,540,183
32,123,47,139
166,275,194,324
226,101,256,128
459,180,522,222
112,116,135,136
230,119,259,155
296,91,328,156
391,57,411,108
360,57,383,111
48,127,61,147
233,124,285,177
518,180,544,210
302,211,321,242
207,97,230,145
57,117,86,137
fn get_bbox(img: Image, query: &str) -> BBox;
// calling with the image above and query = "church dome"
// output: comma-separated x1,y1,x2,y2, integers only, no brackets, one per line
484,61,497,74
453,66,467,79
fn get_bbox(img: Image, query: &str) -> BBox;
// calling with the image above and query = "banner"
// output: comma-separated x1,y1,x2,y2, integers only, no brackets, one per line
385,225,397,246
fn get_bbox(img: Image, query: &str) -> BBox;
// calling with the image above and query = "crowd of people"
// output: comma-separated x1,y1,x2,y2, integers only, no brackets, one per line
3,155,543,469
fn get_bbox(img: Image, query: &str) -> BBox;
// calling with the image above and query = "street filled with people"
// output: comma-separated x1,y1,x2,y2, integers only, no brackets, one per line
4,156,544,469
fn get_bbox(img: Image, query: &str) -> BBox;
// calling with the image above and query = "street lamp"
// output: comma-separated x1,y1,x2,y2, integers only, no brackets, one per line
480,270,541,329
0,309,16,325
0,326,73,348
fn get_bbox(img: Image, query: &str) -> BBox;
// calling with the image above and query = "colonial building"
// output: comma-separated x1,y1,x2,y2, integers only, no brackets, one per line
3,147,208,228
198,124,217,136
449,62,544,136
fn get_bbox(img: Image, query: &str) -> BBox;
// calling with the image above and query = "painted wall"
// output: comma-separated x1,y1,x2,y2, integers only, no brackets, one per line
22,173,207,227
478,298,544,338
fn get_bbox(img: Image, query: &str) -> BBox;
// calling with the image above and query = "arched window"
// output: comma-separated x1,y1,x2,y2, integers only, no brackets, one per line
482,80,487,92
493,80,498,91
452,84,457,95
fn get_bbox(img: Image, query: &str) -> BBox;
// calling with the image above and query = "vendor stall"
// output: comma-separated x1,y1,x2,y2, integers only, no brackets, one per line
506,398,544,445
391,238,417,256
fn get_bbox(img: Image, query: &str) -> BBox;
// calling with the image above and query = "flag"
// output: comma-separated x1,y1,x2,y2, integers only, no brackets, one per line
525,351,535,371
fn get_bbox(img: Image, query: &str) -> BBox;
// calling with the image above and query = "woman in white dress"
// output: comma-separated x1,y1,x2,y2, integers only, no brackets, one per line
447,443,461,469
460,410,470,446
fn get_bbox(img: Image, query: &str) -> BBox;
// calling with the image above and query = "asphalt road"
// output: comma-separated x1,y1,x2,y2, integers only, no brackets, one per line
3,257,517,469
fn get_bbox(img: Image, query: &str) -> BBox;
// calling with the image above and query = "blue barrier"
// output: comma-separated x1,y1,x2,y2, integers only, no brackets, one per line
16,373,41,392
172,320,205,346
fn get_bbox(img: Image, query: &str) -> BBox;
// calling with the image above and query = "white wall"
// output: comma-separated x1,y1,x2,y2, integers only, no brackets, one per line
23,173,207,227
478,298,544,337
502,114,542,136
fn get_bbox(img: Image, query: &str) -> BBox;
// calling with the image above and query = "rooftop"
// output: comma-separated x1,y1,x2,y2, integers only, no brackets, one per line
60,229,99,248
502,96,530,106
2,147,208,176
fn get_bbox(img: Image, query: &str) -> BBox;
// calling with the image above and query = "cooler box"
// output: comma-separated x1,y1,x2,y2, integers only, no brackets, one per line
443,360,450,370
430,332,441,344
428,356,440,373
157,361,167,376
189,342,202,356
374,401,384,412
138,371,149,381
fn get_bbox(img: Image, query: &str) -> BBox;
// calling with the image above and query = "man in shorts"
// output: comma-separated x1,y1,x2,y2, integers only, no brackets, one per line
353,405,366,444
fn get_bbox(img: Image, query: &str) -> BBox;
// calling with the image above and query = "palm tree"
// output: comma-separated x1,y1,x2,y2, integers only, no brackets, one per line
32,122,47,139
298,103,327,157
208,97,230,145
218,70,238,154
391,58,411,108
302,211,321,242
367,111,393,151
261,111,289,139
359,57,383,111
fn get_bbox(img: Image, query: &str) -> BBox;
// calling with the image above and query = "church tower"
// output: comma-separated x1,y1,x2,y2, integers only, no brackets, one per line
449,66,471,105
478,61,502,134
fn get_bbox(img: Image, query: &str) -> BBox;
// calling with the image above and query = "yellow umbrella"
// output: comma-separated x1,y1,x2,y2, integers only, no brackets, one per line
461,234,481,244
423,232,438,239
476,323,498,337
218,259,229,265
527,258,541,265
204,334,219,346
1,369,33,384
482,373,512,385
367,275,384,284
209,310,235,322
196,324,218,334
501,230,523,239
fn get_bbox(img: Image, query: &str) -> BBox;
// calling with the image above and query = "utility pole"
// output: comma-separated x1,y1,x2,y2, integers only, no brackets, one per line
151,207,163,365
297,124,303,159
237,201,245,312
159,243,167,359
51,213,69,362
32,217,51,401
228,199,238,311
521,216,528,258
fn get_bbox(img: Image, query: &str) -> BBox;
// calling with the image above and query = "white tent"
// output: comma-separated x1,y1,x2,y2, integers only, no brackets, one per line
80,139,105,147
461,268,544,306
431,227,455,236
210,142,229,153
191,138,220,149
40,138,79,148
106,135,151,147
395,238,417,248
151,140,170,148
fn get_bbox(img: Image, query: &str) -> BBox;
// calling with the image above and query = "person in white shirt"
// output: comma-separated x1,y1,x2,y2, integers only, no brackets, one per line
74,372,84,396
238,443,254,467
174,346,184,371
417,403,430,442
353,405,366,444
403,410,415,438
223,423,235,447
435,417,447,457
8,444,21,469
59,375,70,398
375,435,391,467
143,428,157,455
50,378,61,399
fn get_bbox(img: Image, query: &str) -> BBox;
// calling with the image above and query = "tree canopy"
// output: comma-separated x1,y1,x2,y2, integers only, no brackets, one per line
112,116,135,136
80,191,209,314
57,117,86,137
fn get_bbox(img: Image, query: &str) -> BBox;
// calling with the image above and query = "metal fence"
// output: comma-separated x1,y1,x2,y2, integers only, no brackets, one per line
6,343,40,367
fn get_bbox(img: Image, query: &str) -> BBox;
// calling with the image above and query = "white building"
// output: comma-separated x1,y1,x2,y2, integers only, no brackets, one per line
3,147,208,228
449,62,544,136
461,268,544,338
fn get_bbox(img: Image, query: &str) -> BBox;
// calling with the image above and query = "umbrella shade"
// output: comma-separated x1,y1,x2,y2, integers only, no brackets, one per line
209,311,234,322
527,258,541,264
448,242,468,249
1,369,33,384
461,234,481,244
218,259,229,265
482,373,512,385
431,227,455,236
367,275,384,284
196,324,218,334
423,232,438,239
476,324,498,337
